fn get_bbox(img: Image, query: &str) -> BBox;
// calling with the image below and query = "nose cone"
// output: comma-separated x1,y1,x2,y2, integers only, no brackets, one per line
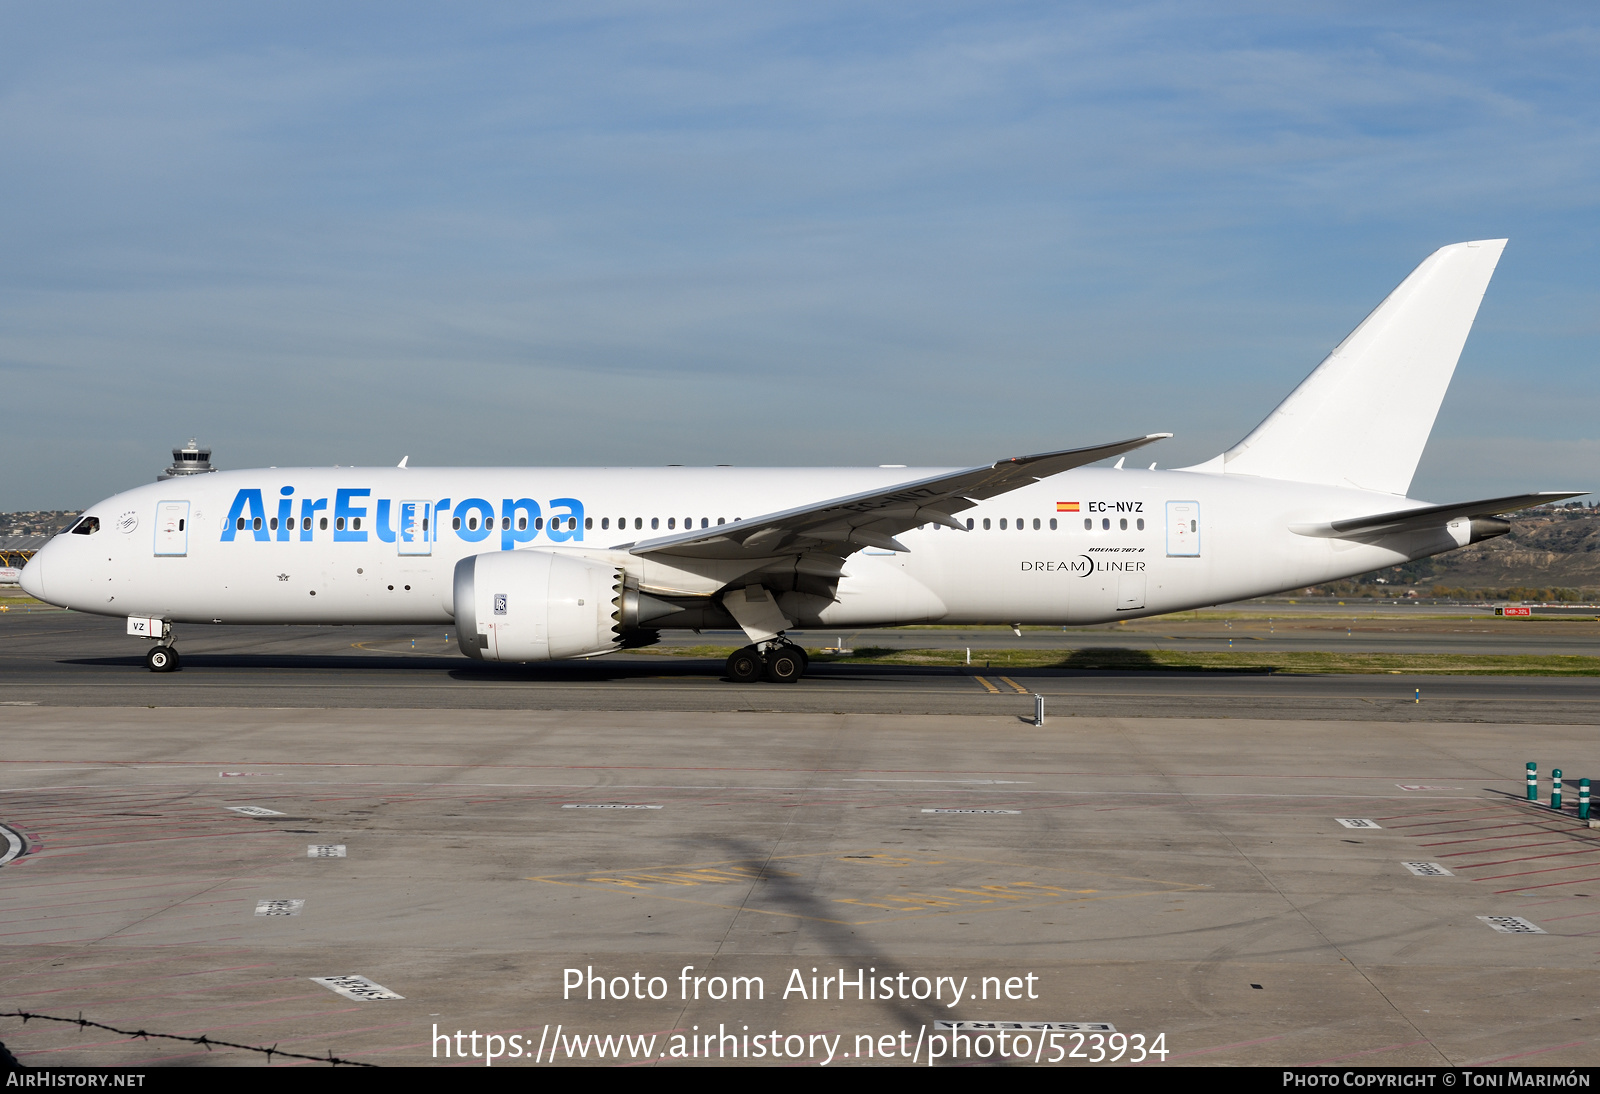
18,550,46,602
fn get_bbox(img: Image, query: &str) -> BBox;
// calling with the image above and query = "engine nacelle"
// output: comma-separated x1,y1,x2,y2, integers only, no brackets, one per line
454,550,622,662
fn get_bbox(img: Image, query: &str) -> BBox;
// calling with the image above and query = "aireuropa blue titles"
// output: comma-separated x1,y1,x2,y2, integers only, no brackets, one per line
221,489,587,550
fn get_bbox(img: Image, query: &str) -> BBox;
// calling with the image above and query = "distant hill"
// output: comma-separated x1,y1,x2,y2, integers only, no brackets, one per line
1314,505,1600,601
1,510,82,537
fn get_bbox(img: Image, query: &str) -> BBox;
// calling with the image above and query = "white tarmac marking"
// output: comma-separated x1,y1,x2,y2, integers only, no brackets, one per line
3,777,1499,801
0,824,24,867
310,974,404,1000
845,778,1032,784
922,808,1022,815
255,898,305,916
1478,916,1545,934
1402,862,1453,876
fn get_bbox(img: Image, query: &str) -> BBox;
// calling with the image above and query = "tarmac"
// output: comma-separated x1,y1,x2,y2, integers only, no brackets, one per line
2,606,1600,1068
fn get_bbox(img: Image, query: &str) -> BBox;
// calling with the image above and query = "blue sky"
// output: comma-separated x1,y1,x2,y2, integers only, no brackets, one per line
2,3,1596,508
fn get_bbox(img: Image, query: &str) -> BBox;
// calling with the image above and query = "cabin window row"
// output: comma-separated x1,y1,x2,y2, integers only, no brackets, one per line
442,516,737,532
597,517,733,531
941,517,1147,531
232,512,1147,535
231,513,746,535
437,516,743,532
238,515,369,532
451,515,585,532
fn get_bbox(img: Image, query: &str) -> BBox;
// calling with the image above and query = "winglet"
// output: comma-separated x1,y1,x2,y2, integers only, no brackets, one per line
397,456,409,469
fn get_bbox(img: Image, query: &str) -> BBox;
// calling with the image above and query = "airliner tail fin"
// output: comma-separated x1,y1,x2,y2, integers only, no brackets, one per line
1217,239,1507,496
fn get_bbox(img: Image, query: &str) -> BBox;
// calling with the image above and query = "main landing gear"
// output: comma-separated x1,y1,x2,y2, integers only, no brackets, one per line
145,644,181,673
725,640,808,684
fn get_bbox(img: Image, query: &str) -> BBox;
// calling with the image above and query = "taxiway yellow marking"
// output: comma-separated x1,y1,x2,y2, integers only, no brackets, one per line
527,850,1202,925
972,676,1000,694
997,676,1029,694
836,881,1101,912
351,640,449,655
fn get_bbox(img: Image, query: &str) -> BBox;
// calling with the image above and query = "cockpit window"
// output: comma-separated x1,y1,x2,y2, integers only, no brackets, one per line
69,516,100,535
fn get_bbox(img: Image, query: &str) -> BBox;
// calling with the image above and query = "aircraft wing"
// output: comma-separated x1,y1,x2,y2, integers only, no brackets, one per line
1290,491,1587,538
626,434,1171,561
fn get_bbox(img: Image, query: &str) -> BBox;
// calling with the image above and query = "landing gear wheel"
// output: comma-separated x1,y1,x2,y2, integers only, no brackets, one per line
146,645,180,673
726,646,764,683
764,645,805,683
774,640,807,671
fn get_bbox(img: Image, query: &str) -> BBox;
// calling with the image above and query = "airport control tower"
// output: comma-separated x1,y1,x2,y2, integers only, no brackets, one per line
158,439,217,481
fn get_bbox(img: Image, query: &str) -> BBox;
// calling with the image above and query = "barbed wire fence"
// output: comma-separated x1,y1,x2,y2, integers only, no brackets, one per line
0,1010,377,1068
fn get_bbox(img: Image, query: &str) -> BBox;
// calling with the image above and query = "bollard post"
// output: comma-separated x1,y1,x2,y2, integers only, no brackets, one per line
1033,694,1044,727
1527,762,1538,801
1552,768,1563,811
1582,779,1591,822
966,648,970,665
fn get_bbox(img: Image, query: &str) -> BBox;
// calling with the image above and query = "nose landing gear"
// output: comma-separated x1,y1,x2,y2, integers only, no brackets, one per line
725,639,808,684
145,644,181,672
131,617,180,672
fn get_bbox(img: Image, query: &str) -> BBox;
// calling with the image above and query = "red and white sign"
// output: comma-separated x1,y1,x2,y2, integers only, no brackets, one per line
1499,606,1532,616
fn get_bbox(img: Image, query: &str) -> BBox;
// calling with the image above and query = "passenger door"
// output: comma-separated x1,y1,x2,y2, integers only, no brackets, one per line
154,501,189,557
1166,501,1200,557
397,501,432,556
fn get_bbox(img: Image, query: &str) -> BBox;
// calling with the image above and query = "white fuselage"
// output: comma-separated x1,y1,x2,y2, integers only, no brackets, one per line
24,465,1466,631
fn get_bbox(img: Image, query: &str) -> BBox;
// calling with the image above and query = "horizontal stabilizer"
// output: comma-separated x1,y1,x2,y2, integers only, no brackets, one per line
1290,491,1586,539
1223,240,1507,496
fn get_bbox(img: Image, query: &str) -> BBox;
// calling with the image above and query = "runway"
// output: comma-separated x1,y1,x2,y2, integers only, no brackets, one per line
4,605,1600,1068
2,608,1598,723
873,614,1600,658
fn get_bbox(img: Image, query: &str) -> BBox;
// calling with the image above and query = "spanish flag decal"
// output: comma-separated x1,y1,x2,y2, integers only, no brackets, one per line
1057,502,1080,512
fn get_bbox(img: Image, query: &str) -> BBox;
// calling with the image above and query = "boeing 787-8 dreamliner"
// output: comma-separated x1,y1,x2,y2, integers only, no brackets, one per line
20,240,1582,682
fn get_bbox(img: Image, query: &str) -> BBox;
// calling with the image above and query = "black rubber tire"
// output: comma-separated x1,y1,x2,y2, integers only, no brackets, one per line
146,645,178,673
726,646,764,683
764,646,805,683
